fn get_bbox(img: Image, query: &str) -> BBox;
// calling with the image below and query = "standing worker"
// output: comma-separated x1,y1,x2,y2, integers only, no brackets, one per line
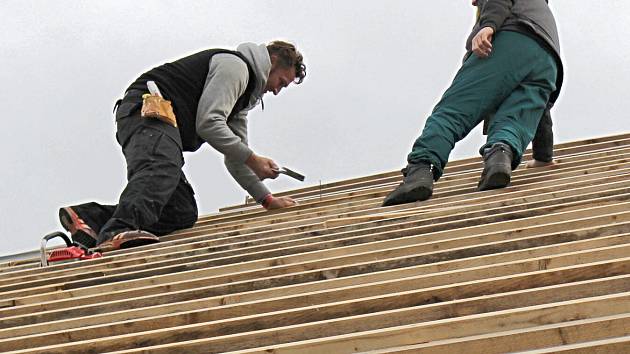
383,0,563,206
472,1,558,168
60,41,307,250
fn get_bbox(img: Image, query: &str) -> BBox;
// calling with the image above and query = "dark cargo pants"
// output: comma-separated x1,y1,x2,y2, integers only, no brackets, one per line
70,93,198,244
532,105,554,162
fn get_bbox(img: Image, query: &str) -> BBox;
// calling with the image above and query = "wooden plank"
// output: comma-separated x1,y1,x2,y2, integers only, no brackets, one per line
4,177,629,291
205,145,630,225
321,181,630,228
224,294,630,354
199,150,630,226
65,159,630,269
8,154,620,282
3,202,629,315
179,159,630,238
3,229,625,331
231,138,630,214
7,261,630,353
3,199,629,308
0,258,39,275
2,245,627,348
131,165,630,265
2,224,627,327
340,315,630,353
84,293,630,354
518,336,630,353
113,165,630,272
17,133,610,272
80,164,630,270
1,133,627,354
275,147,630,208
322,314,630,353
226,134,630,209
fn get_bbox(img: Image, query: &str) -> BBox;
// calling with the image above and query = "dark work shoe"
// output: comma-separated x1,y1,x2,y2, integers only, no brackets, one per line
97,230,159,252
478,142,514,191
59,207,99,248
382,163,434,206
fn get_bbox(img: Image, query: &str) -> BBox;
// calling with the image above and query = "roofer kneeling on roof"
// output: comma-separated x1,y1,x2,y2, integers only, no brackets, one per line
59,41,307,251
382,0,563,207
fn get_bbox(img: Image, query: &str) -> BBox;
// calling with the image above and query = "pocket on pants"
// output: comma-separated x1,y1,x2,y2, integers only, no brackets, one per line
116,101,142,121
125,126,181,163
123,127,184,181
123,127,161,155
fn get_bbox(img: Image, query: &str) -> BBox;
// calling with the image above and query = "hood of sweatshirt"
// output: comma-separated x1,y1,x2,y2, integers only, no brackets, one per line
236,42,270,107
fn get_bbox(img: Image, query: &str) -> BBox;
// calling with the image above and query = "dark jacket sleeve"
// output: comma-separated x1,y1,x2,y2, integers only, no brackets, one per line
479,0,514,32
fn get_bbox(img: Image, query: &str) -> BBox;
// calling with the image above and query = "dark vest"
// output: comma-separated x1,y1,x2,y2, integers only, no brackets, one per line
126,49,257,151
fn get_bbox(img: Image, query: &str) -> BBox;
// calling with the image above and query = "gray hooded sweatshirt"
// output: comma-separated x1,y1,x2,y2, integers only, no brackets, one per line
195,43,271,201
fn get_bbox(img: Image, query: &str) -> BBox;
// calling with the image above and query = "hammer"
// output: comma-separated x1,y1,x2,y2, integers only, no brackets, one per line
273,167,305,181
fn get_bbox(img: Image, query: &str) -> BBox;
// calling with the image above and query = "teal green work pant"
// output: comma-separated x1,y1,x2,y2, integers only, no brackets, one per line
408,31,558,179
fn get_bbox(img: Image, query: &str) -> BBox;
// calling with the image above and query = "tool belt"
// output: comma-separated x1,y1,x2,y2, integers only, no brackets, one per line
141,94,177,127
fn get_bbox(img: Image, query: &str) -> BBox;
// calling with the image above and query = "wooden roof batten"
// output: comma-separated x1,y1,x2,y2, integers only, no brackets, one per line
1,132,629,353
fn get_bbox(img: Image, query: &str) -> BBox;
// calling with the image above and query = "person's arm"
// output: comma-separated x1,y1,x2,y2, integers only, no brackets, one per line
225,112,296,208
196,55,253,162
197,54,279,180
472,0,515,58
478,0,514,33
223,111,270,201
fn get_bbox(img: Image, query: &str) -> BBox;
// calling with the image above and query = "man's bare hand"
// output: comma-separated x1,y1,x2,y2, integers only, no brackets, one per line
246,153,280,180
526,159,557,168
472,26,494,58
266,196,298,210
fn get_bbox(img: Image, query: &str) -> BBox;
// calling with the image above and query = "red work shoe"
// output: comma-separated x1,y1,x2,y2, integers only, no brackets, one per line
59,207,99,248
97,230,159,252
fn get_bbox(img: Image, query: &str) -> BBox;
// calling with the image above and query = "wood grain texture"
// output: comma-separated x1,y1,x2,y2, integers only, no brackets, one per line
1,133,628,354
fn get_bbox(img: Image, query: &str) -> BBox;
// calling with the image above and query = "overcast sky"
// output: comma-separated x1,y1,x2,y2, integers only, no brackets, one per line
1,1,629,256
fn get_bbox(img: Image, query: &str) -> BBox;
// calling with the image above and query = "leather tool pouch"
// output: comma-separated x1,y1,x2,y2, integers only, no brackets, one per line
141,94,177,127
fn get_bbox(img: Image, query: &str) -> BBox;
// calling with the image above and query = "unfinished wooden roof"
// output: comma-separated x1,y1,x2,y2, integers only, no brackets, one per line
1,133,629,353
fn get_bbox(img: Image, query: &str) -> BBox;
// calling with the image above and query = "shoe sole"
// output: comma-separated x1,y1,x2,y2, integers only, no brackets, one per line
479,170,511,191
59,208,98,248
119,237,160,249
383,185,433,206
98,232,160,251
